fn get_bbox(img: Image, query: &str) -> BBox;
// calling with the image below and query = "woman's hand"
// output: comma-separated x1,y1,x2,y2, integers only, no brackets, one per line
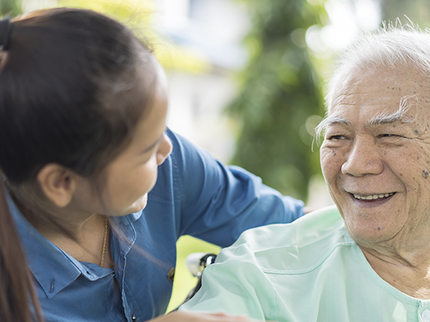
147,311,269,322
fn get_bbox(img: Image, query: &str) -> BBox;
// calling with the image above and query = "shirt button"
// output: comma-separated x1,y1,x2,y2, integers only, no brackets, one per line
422,310,430,322
131,314,137,321
167,267,175,282
49,280,56,293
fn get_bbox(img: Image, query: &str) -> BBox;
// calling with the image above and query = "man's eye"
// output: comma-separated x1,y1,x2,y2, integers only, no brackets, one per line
378,133,403,138
328,135,347,140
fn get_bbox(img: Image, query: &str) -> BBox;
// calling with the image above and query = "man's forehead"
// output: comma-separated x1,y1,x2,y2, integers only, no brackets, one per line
330,92,394,111
331,64,425,103
323,64,430,133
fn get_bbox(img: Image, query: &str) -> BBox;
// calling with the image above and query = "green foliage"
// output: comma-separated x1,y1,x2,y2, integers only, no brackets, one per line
0,0,22,16
227,0,327,200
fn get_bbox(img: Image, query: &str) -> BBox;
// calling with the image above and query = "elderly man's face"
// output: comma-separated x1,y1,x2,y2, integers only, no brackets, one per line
320,65,430,248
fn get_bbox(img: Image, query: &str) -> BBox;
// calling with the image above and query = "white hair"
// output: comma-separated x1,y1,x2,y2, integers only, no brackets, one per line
318,22,430,138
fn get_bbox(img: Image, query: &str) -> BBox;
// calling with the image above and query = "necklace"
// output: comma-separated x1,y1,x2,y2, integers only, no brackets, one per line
100,216,108,268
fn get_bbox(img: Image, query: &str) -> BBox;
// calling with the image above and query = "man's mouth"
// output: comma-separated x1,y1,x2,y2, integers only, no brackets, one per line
352,192,395,200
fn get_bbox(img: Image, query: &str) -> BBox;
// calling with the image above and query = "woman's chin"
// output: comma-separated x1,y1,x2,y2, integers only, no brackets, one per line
111,195,149,217
129,194,148,213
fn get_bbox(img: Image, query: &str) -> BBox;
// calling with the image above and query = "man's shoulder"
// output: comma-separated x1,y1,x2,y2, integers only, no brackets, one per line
221,206,355,274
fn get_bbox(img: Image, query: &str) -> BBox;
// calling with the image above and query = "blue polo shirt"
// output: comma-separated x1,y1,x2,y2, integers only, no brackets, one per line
10,129,304,322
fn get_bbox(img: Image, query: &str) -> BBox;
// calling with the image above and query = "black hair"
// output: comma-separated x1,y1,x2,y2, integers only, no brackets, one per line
0,183,44,322
0,7,156,186
0,9,159,320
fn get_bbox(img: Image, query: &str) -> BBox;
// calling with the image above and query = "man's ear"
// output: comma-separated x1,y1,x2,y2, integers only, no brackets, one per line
37,164,78,208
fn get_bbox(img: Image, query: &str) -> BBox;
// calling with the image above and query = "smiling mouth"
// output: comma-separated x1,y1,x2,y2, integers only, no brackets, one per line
352,192,395,200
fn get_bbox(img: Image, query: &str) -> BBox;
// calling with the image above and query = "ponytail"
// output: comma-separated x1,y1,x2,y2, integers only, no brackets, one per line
0,183,44,322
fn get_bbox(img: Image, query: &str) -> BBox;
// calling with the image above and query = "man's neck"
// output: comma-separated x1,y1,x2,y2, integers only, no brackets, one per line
361,245,430,300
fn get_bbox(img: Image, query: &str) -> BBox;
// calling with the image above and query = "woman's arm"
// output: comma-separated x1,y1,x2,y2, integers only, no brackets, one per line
164,129,305,247
149,311,250,322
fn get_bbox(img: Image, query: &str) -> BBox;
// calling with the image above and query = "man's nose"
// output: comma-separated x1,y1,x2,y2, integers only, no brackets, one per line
341,136,384,177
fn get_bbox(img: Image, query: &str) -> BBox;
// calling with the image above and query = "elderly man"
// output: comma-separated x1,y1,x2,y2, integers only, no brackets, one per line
180,25,430,322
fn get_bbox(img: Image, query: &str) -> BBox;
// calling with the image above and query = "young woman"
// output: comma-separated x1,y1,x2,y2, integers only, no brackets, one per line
0,8,305,322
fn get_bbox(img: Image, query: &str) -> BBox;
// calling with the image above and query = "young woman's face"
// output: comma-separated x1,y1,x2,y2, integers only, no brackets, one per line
79,67,172,217
103,82,172,216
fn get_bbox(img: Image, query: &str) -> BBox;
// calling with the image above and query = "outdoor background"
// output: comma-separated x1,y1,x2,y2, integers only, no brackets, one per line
3,0,430,313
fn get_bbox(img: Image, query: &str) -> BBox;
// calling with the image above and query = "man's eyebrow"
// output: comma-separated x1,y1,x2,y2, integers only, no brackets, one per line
314,115,350,139
367,95,417,127
141,133,164,153
366,113,405,127
318,115,350,129
367,108,410,127
319,94,418,131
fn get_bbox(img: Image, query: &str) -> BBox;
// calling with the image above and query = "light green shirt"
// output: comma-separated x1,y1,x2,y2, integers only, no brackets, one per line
180,206,430,322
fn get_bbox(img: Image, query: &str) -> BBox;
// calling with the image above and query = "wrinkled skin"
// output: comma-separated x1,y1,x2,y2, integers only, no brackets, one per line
320,64,430,298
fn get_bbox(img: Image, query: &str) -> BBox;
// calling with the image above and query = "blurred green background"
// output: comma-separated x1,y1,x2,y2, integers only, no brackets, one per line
4,0,430,314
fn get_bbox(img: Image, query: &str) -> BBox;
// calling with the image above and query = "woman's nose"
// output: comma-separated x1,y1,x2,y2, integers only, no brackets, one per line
341,137,384,177
157,134,172,165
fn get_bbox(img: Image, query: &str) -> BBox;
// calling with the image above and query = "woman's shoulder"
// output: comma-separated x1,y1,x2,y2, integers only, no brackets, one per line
218,206,355,274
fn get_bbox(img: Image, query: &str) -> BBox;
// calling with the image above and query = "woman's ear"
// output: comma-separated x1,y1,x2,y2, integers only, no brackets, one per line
37,164,78,208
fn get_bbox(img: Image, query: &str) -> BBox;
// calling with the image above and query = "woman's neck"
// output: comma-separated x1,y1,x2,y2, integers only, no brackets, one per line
12,193,112,267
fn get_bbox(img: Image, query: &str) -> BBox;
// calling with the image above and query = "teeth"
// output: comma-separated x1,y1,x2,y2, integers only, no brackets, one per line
353,193,394,200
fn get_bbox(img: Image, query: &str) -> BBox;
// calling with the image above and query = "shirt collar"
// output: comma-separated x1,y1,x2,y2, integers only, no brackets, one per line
7,189,140,299
127,210,143,222
7,191,82,299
